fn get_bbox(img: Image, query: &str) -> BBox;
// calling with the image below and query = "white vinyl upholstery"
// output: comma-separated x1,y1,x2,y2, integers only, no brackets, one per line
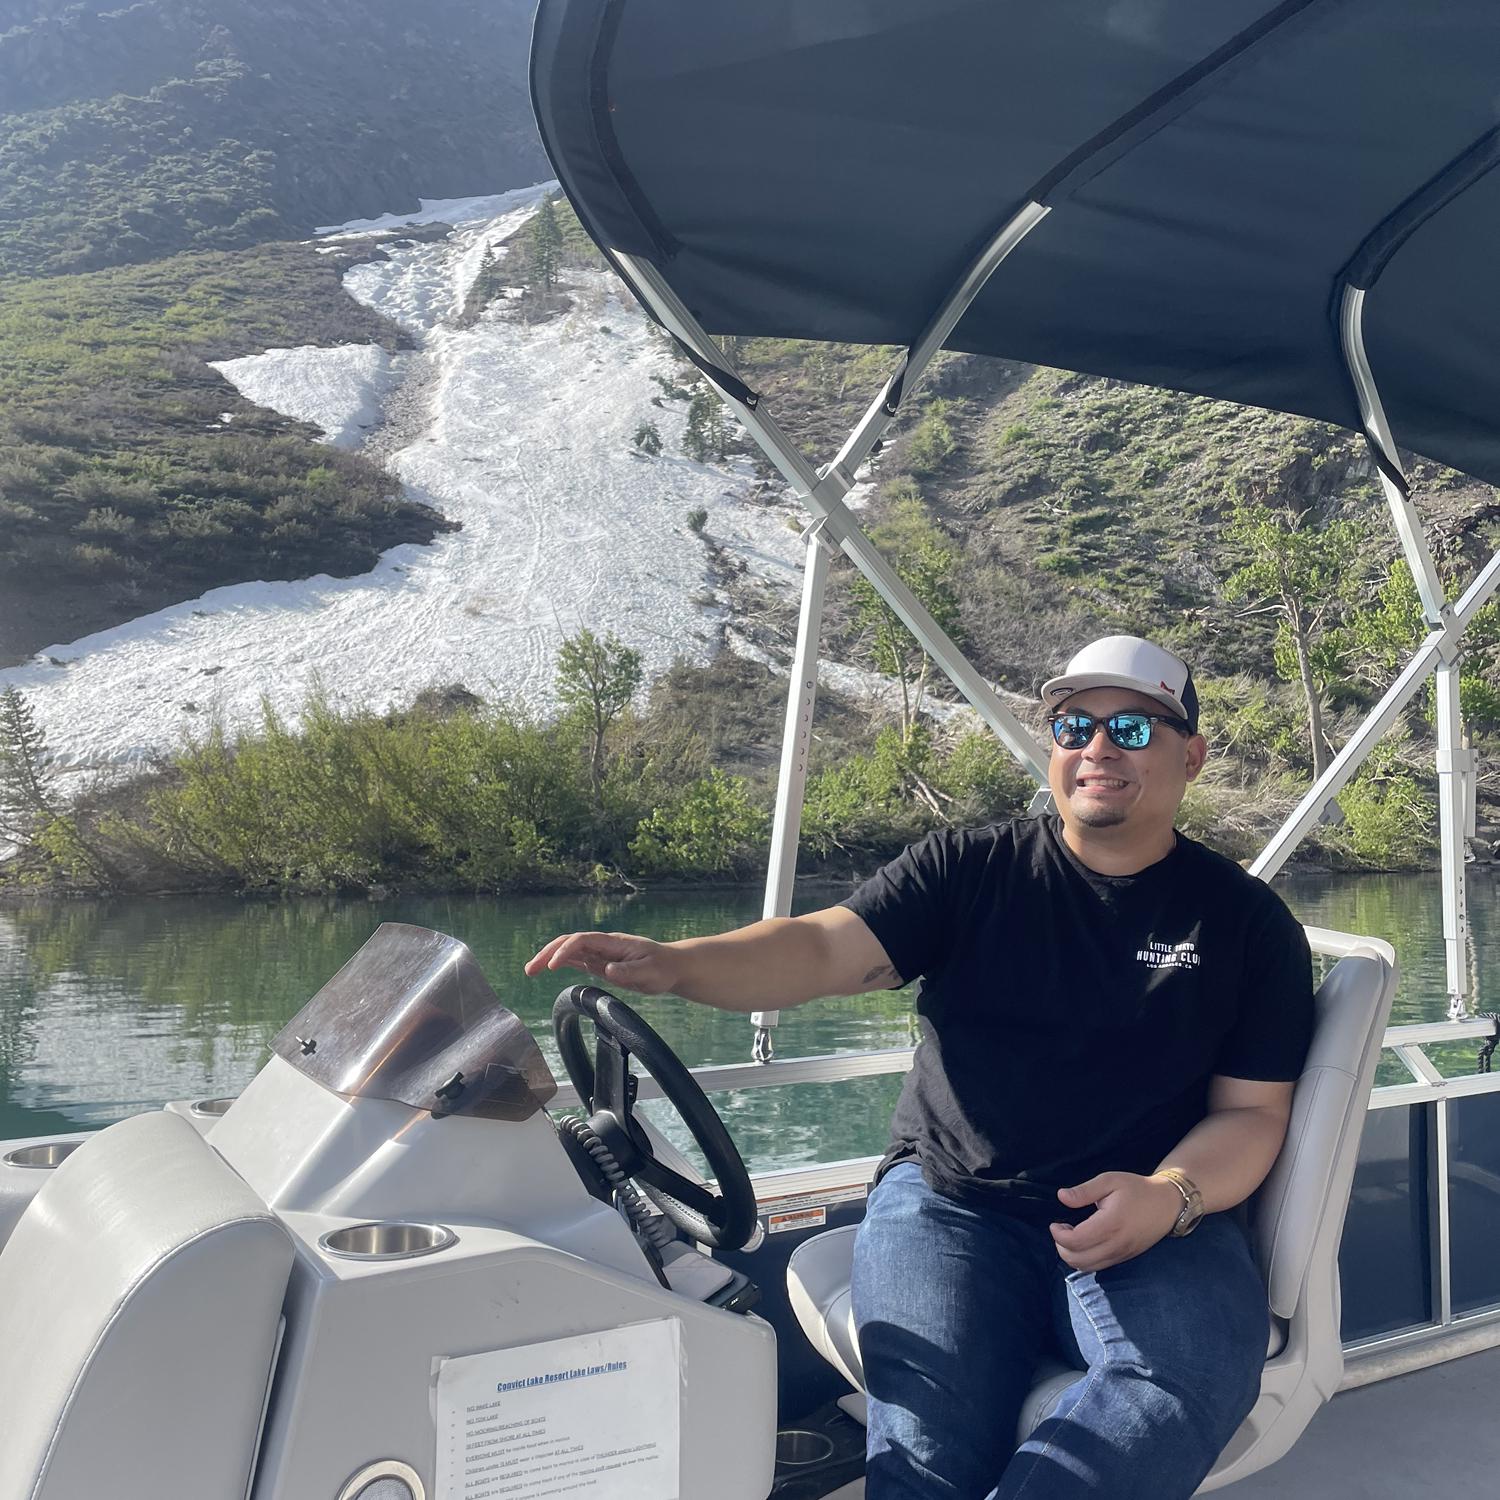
0,1109,294,1500
787,947,1397,1491
786,1224,863,1389
1251,956,1391,1319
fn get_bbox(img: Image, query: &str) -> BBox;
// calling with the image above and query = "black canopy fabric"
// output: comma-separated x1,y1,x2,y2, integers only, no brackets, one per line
531,1,1500,486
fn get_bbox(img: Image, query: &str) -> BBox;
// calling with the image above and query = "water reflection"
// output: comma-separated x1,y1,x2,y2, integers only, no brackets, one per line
1,872,1495,1167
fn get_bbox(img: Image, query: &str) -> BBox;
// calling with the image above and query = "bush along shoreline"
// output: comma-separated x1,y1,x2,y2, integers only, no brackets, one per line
0,628,1449,903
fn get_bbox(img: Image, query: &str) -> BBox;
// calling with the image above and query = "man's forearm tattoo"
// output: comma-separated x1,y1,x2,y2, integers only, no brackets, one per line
860,963,900,987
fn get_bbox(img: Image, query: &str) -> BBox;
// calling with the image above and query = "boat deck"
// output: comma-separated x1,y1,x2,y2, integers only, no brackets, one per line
815,1345,1500,1498
1227,1345,1500,1496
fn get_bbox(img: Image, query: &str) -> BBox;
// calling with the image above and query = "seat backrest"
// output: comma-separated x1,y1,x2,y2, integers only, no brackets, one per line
1249,950,1396,1320
0,1109,294,1500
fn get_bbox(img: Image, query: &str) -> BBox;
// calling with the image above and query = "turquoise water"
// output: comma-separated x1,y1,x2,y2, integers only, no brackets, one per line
1,871,1495,1170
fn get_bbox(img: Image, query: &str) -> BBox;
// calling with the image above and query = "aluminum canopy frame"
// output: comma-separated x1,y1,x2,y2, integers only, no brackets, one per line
531,1,1500,1049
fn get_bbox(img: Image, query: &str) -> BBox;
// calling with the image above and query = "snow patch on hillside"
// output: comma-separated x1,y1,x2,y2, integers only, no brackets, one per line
209,344,408,448
314,185,552,238
342,199,537,334
0,196,807,775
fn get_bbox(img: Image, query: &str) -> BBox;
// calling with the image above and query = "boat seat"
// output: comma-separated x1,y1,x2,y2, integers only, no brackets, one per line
0,1109,294,1500
788,946,1396,1492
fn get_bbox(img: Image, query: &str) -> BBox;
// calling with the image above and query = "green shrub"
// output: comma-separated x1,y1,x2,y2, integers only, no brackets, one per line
937,731,1036,821
905,399,957,476
1326,746,1436,868
70,542,131,575
1195,676,1307,770
628,769,767,876
76,506,136,537
800,727,936,858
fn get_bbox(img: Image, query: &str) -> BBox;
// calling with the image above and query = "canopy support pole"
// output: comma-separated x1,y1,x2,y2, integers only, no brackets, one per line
1253,287,1484,1018
613,205,1053,789
751,519,834,1060
1342,285,1469,1017
1339,289,1448,618
613,205,1051,1056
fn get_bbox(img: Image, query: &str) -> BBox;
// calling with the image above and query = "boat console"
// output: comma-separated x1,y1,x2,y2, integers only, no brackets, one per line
0,924,776,1500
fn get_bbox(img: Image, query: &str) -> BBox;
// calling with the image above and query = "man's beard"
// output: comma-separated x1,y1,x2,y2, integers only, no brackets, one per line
1073,803,1129,828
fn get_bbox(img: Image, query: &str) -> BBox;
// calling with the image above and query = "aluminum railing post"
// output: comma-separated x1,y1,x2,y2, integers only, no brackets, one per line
1436,662,1470,1016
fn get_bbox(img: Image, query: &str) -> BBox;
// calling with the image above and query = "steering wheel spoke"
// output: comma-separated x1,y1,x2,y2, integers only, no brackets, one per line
551,984,758,1251
635,1156,723,1223
592,1032,633,1118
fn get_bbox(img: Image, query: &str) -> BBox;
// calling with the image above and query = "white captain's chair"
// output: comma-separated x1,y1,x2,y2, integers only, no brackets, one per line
0,1109,294,1500
788,934,1397,1492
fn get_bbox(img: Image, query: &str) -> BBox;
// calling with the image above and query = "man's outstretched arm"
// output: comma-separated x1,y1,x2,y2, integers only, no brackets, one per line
525,906,902,1012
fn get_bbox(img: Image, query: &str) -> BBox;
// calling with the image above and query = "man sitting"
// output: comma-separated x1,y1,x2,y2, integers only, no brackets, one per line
527,634,1313,1499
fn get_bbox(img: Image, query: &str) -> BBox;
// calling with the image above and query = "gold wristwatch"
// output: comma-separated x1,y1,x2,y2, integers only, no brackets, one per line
1158,1168,1205,1237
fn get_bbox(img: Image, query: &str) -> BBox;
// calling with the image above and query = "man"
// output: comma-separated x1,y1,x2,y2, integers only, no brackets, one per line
527,634,1313,1499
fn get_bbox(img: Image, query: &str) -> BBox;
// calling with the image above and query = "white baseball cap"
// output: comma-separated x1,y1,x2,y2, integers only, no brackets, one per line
1040,635,1199,731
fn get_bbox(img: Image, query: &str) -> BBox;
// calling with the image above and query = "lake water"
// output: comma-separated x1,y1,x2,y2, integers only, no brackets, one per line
2,870,1496,1171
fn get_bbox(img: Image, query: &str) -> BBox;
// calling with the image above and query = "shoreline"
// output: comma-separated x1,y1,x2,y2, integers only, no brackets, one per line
0,858,1467,909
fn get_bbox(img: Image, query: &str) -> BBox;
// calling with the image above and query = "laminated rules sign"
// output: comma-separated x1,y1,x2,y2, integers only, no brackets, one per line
434,1320,682,1500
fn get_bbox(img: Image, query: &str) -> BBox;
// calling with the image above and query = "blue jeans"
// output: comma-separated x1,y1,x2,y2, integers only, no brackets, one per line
852,1161,1267,1499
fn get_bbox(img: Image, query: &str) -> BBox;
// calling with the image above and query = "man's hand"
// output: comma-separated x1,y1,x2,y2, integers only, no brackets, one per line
1049,1172,1184,1273
525,931,680,995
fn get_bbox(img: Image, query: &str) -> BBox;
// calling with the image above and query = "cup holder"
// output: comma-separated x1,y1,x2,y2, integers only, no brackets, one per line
3,1141,81,1169
775,1430,836,1468
318,1221,458,1261
189,1096,236,1118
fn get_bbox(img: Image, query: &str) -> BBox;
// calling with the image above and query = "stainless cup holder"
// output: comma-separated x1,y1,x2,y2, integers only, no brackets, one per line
775,1430,836,1468
3,1141,81,1169
189,1096,236,1118
318,1221,458,1261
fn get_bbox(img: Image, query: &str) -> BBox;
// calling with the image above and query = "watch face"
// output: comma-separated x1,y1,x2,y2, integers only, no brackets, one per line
1168,1178,1205,1237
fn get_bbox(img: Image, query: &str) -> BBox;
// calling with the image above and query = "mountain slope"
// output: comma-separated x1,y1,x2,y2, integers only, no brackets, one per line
0,0,546,277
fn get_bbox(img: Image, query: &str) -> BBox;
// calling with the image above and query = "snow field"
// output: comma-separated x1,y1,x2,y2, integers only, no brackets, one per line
208,344,408,448
0,193,806,774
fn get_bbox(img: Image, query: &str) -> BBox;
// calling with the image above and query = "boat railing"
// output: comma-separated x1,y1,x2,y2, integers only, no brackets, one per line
549,923,1500,1376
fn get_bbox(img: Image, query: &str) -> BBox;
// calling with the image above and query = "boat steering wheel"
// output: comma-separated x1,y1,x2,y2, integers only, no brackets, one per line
552,985,758,1251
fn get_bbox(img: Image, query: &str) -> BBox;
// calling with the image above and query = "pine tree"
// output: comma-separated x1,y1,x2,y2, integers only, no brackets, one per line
0,685,116,883
528,197,564,294
633,420,663,456
707,399,730,460
684,388,717,462
463,246,507,321
0,685,56,841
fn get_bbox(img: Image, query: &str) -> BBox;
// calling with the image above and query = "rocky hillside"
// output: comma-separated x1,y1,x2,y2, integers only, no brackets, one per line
735,340,1500,696
0,0,545,277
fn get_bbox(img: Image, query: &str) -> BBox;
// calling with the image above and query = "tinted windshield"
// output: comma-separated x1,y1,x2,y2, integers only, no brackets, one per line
272,922,556,1121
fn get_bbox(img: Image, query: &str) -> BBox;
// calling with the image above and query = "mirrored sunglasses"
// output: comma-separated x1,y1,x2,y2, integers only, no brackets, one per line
1048,710,1191,751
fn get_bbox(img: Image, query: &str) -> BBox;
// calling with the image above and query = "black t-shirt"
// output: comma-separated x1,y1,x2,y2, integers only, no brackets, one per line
841,816,1314,1226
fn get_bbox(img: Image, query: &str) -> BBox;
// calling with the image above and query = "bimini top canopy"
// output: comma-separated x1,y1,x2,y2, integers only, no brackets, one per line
531,1,1500,484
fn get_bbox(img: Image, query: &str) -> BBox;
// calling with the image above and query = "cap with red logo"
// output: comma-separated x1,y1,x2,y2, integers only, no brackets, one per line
1040,635,1199,732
